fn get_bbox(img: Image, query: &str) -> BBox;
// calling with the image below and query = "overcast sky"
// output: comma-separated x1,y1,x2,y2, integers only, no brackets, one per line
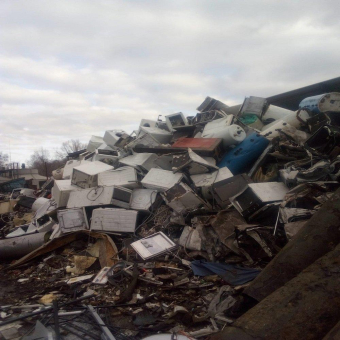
1,0,339,164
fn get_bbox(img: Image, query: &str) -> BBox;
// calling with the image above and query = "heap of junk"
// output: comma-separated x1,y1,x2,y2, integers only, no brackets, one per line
0,81,340,339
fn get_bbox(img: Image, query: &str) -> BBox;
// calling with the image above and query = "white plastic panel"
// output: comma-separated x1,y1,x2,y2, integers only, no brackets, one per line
67,186,114,208
103,130,127,148
57,208,88,233
98,167,138,188
90,208,137,233
87,135,104,152
63,160,91,179
131,232,176,260
72,161,114,176
52,180,81,207
119,153,158,171
130,189,158,211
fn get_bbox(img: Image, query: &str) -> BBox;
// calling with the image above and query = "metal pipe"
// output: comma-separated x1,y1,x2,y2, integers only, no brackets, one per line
0,232,47,259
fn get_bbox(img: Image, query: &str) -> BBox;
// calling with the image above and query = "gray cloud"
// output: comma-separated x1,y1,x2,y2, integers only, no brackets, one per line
1,0,340,163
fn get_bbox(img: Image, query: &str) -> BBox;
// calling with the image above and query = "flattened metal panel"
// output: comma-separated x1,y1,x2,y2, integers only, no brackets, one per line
57,208,87,233
67,186,114,208
141,169,183,191
90,208,137,233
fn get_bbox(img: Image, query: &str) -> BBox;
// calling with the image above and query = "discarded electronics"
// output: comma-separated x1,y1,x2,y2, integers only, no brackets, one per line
172,149,218,174
71,161,114,189
96,166,139,189
66,185,132,209
111,186,132,209
63,159,87,179
119,153,158,172
165,112,188,131
304,125,340,156
197,96,230,114
141,168,183,191
212,173,253,208
87,135,104,152
138,126,172,144
140,119,159,129
127,133,161,149
90,208,138,233
103,130,128,148
52,179,80,207
161,182,211,213
131,232,177,260
230,182,289,219
239,96,267,117
67,186,115,208
130,189,158,211
57,208,88,233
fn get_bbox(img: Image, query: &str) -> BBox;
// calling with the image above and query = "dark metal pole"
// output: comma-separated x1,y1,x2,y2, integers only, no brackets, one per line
53,300,61,339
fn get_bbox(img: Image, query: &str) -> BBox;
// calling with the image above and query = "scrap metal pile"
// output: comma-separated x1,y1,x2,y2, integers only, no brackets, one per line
1,92,340,339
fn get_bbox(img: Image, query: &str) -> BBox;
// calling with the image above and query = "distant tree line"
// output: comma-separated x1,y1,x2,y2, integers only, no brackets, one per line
28,139,87,177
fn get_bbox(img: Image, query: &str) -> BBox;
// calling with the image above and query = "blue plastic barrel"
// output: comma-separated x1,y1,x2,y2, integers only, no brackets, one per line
218,132,269,175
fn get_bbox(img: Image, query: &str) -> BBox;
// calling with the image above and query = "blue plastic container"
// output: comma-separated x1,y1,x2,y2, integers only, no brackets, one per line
218,132,269,175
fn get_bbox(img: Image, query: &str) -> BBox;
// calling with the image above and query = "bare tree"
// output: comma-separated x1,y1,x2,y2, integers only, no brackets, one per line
0,152,9,168
28,148,64,177
55,139,87,160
